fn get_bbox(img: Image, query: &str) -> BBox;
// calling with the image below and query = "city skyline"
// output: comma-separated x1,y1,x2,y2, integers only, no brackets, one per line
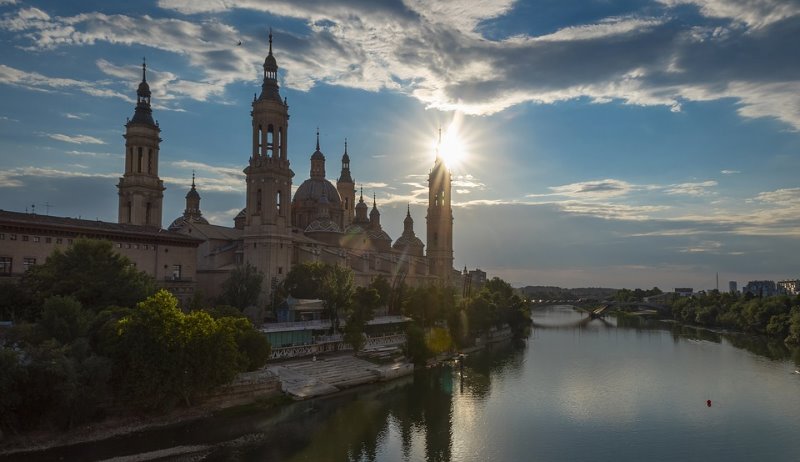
1,0,798,289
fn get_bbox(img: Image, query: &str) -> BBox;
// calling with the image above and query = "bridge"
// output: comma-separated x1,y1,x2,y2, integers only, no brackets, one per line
589,301,669,317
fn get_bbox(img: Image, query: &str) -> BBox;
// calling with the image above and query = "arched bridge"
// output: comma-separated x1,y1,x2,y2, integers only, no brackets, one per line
590,301,669,317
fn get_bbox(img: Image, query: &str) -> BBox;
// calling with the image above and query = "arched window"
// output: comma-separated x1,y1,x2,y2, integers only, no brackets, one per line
257,125,263,156
278,127,283,159
256,188,262,210
145,202,152,224
344,197,349,210
147,149,153,174
266,124,274,158
137,147,143,172
276,190,282,214
127,201,132,223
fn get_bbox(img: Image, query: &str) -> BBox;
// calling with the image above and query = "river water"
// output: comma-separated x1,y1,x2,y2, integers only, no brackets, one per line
9,305,800,461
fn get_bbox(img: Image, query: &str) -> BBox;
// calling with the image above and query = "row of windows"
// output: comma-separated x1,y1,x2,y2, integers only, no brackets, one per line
0,233,160,251
0,234,72,245
116,242,157,251
0,256,37,274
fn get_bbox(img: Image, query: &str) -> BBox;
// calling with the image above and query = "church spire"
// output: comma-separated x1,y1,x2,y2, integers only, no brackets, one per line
131,58,154,126
259,27,281,101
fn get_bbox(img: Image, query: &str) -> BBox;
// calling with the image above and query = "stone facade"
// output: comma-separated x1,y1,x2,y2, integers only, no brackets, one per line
0,210,201,306
168,35,455,301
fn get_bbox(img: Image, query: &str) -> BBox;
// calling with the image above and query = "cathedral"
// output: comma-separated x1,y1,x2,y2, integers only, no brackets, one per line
158,33,456,302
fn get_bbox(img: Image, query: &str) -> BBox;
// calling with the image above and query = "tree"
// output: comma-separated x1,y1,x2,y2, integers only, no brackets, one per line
115,290,242,408
22,238,154,315
218,262,263,310
39,295,92,345
281,261,328,299
369,275,392,311
344,286,379,351
321,264,355,336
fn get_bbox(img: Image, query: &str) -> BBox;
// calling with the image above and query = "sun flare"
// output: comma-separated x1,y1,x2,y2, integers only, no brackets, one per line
436,122,468,169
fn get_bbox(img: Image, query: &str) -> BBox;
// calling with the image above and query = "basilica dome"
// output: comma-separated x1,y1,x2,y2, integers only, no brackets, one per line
293,178,342,206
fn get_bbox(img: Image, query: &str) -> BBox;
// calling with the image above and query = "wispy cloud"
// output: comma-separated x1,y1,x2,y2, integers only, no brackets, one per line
0,166,117,188
45,133,106,145
721,169,740,175
64,112,88,120
2,2,798,128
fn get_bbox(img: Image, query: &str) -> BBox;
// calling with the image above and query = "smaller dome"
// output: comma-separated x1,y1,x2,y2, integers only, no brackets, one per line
186,187,200,200
264,53,277,70
137,80,151,97
305,218,341,234
367,228,392,242
168,214,209,231
345,224,365,234
311,148,325,161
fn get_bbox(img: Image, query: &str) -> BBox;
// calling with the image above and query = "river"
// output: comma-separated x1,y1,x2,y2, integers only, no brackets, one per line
8,305,800,461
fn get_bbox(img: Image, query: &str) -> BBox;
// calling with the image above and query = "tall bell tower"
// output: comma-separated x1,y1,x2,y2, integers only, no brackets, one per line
243,30,294,298
118,60,165,228
337,139,355,229
426,129,454,283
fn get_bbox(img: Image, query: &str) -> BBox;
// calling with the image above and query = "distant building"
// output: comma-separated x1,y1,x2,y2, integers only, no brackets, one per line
674,288,694,297
729,281,738,294
0,210,201,306
742,280,777,297
777,280,799,296
461,267,487,297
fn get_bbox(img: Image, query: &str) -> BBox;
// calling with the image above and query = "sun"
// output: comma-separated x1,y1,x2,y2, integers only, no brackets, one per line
436,124,467,169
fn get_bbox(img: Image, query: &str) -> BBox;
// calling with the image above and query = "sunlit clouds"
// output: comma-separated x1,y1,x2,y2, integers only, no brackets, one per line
0,0,798,288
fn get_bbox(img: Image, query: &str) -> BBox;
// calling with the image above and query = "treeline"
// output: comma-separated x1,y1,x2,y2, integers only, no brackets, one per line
0,239,270,435
668,291,800,344
519,286,618,301
280,263,531,365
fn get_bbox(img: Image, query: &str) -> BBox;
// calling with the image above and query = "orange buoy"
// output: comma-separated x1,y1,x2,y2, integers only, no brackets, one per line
706,400,712,407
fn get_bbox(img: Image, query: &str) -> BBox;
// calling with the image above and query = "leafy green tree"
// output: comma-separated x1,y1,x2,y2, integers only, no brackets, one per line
115,290,242,408
22,238,154,315
344,286,379,351
786,307,800,344
369,275,392,310
321,264,355,336
39,295,92,344
218,262,263,310
0,348,28,433
281,261,329,299
218,316,271,371
0,281,34,322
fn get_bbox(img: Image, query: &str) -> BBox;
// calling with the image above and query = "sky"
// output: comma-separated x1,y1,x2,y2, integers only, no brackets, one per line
0,0,799,290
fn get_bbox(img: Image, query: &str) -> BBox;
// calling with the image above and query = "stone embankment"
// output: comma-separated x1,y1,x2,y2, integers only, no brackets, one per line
268,353,413,400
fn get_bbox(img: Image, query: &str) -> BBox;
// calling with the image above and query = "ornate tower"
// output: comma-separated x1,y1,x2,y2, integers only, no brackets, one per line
337,139,355,229
426,130,454,282
117,60,165,228
243,30,294,297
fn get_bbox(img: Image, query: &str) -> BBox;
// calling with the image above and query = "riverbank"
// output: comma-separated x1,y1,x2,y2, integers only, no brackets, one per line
0,352,413,457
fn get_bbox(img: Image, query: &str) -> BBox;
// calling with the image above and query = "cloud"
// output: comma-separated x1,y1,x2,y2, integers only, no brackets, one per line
657,0,800,28
65,150,117,158
45,133,107,145
0,63,131,102
0,115,18,122
3,1,797,128
721,169,740,174
0,166,117,188
664,180,718,196
546,179,637,199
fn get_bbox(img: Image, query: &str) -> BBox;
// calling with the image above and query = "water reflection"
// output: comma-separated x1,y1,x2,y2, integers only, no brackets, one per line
9,305,800,462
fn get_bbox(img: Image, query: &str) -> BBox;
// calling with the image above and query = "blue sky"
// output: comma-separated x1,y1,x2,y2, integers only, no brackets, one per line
1,0,799,289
